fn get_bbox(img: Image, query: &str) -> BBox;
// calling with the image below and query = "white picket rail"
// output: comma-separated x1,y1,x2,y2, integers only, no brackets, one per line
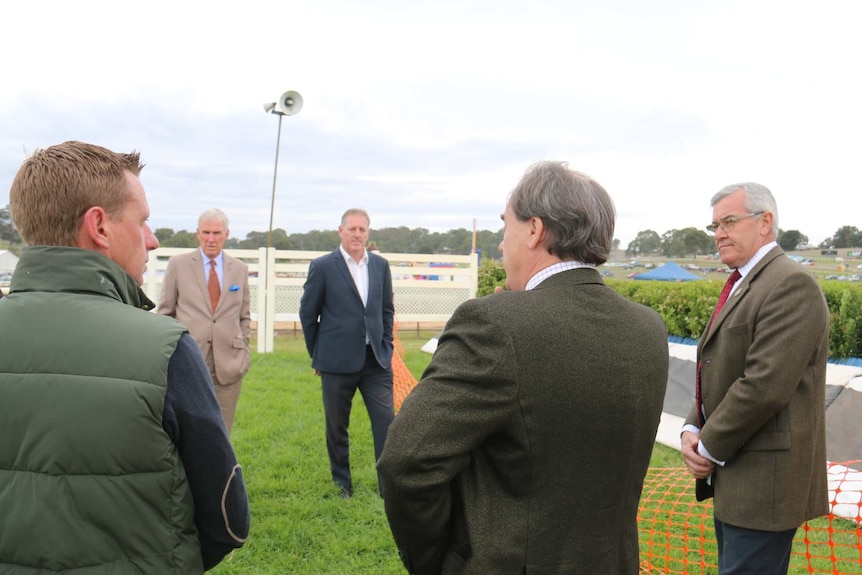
143,248,479,352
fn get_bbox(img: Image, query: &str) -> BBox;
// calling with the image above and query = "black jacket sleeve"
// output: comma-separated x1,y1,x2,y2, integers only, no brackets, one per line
163,333,251,570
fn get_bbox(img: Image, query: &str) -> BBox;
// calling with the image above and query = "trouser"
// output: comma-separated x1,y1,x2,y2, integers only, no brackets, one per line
206,345,242,437
714,516,797,575
320,346,394,493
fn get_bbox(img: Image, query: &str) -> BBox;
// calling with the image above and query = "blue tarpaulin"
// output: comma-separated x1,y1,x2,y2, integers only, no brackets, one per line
633,261,702,281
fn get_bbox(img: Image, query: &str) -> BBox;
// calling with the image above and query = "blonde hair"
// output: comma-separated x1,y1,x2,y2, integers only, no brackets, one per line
9,140,143,246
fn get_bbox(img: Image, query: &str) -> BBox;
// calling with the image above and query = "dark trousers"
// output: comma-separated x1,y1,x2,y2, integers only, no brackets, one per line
714,517,797,575
320,346,394,492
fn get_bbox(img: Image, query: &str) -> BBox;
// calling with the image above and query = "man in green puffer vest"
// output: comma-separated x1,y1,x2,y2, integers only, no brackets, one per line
0,141,250,573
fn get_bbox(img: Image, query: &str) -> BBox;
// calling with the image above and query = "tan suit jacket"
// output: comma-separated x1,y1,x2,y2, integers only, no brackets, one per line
685,246,829,531
157,249,251,385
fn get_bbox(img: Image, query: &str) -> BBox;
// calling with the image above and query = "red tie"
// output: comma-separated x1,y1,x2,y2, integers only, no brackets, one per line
696,270,742,426
208,259,220,313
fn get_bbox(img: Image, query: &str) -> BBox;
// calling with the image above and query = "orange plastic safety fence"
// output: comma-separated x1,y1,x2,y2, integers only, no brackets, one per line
392,322,418,412
637,462,862,574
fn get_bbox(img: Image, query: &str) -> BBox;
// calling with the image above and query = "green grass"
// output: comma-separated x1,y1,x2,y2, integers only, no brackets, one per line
214,334,861,575
215,335,400,574
216,333,688,574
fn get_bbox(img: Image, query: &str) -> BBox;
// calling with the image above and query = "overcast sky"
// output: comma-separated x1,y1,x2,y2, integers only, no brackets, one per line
1,1,860,248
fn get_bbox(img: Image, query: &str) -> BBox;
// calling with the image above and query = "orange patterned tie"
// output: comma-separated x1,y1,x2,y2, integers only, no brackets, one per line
208,259,220,313
696,269,742,426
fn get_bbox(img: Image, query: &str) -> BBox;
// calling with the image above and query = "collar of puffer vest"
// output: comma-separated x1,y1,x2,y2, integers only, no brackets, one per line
10,246,156,311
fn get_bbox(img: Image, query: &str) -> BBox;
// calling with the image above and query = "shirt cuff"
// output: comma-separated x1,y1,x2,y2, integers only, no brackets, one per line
697,440,725,466
680,424,726,466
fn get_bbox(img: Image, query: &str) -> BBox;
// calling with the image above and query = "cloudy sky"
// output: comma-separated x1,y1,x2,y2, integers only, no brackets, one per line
1,0,859,248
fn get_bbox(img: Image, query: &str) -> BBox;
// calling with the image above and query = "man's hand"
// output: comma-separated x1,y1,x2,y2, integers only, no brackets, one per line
681,430,715,479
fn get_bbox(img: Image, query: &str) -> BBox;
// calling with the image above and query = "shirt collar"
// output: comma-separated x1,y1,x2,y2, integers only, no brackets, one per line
339,244,368,265
526,260,595,290
199,249,224,267
737,241,777,279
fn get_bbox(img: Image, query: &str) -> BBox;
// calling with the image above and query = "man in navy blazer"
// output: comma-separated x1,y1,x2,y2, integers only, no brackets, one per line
299,208,395,499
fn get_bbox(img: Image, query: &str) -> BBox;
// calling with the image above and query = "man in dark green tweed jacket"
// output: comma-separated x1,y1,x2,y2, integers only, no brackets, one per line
378,161,669,575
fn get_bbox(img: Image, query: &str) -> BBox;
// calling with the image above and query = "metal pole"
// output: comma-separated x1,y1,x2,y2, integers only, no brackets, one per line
267,112,284,251
264,113,284,353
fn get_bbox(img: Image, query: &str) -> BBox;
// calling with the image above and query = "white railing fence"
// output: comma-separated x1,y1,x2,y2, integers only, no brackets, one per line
143,248,479,353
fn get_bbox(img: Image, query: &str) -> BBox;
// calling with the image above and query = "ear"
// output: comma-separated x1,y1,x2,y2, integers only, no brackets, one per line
77,206,111,250
526,216,545,249
760,211,775,237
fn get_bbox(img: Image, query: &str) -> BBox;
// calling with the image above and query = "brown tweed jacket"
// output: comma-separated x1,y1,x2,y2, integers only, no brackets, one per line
686,246,829,531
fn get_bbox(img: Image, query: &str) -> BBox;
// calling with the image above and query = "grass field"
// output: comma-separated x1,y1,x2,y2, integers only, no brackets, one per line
213,332,682,574
211,332,861,574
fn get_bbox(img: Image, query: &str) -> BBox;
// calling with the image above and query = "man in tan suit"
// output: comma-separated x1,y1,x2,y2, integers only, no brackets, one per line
158,208,251,436
682,183,829,574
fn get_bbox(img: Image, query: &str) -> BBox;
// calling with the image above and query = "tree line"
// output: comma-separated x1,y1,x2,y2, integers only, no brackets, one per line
154,225,507,259
1,205,860,258
624,227,815,258
626,226,862,258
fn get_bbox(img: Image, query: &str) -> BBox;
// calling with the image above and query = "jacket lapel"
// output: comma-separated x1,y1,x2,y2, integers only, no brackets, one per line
704,246,784,342
366,256,378,304
217,255,234,311
334,250,363,305
190,250,210,304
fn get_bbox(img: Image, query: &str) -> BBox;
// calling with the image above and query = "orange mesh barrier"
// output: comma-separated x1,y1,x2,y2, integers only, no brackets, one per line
392,320,418,412
638,462,862,574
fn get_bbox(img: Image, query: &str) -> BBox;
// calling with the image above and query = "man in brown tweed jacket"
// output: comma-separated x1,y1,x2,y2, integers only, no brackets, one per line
682,182,829,575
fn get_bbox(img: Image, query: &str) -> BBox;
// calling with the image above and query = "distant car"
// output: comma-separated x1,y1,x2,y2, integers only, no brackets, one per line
0,272,11,294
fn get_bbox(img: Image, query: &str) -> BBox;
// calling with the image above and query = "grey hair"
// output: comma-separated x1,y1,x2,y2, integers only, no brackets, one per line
198,208,229,229
341,208,370,227
710,183,778,238
508,161,615,265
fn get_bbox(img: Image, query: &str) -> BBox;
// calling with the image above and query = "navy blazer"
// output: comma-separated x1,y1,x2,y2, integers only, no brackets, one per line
299,249,394,374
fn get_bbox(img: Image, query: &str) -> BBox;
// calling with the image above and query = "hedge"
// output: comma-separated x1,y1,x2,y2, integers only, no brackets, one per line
605,279,862,360
477,261,862,360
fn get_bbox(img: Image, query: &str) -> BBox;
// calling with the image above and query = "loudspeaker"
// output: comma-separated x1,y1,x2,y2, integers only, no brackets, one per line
277,91,303,116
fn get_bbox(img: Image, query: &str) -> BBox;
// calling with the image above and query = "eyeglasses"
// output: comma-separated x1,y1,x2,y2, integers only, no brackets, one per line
706,212,764,234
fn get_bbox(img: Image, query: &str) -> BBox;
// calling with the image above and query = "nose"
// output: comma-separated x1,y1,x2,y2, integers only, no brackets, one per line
145,224,159,250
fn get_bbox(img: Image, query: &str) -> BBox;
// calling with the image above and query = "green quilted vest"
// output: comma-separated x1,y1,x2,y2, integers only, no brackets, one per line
0,247,203,573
